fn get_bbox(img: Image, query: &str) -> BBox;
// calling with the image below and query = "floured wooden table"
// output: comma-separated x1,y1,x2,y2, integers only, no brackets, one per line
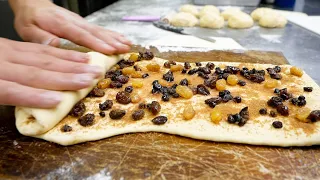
1,48,320,179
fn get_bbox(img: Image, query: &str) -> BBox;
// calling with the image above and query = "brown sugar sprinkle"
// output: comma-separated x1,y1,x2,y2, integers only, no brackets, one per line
61,125,72,132
78,114,95,127
69,101,86,117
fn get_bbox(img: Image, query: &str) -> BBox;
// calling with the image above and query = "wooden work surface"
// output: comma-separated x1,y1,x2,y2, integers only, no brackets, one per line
1,48,319,179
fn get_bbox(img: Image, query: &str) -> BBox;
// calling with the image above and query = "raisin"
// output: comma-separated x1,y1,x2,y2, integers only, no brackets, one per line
237,80,246,86
233,114,242,123
160,87,169,94
204,78,217,89
197,84,210,95
132,109,145,120
215,67,223,74
195,62,202,66
206,62,215,70
304,87,313,92
116,91,131,104
78,114,95,127
182,69,187,74
140,51,154,60
272,121,283,128
69,101,86,117
188,68,198,75
205,97,222,108
61,125,72,132
152,80,162,90
162,94,170,102
249,74,265,83
117,59,135,69
277,105,289,116
164,60,176,68
152,116,168,125
142,73,149,78
99,111,106,117
227,115,236,123
148,101,161,115
125,86,133,93
259,108,267,115
109,109,126,120
99,100,113,111
139,103,147,109
308,110,320,122
219,90,230,97
274,88,280,94
270,110,277,117
198,67,211,74
279,88,292,100
222,94,233,102
267,97,283,108
239,107,249,121
222,73,230,80
267,68,276,75
116,75,129,84
180,78,189,86
233,96,242,103
110,81,123,88
172,93,180,98
163,70,174,82
274,66,281,73
227,66,240,74
89,87,105,97
298,95,305,100
133,65,141,71
298,99,307,106
270,73,282,80
291,96,306,106
184,62,191,69
105,70,116,78
167,87,176,95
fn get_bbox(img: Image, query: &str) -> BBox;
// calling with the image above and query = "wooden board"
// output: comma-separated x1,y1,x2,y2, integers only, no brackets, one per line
1,48,319,179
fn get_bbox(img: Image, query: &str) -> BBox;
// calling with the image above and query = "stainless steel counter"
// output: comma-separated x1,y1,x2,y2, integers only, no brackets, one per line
85,0,320,84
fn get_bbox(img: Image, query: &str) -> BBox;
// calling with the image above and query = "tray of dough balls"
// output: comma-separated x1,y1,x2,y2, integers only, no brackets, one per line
161,4,288,30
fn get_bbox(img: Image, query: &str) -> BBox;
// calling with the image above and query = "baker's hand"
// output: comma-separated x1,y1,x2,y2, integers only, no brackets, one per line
9,0,131,54
0,38,103,108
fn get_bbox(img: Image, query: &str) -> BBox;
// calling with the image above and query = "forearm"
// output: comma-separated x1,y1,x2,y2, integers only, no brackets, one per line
9,0,52,14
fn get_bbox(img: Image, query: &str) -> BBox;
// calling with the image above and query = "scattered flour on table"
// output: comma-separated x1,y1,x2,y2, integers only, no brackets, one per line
260,34,282,43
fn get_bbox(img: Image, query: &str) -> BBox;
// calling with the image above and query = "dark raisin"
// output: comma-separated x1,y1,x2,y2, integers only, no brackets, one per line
182,69,187,74
167,87,176,95
179,78,189,86
133,65,141,71
116,75,129,84
222,73,229,80
304,87,313,92
222,94,233,102
162,94,170,102
291,98,298,105
298,95,305,100
215,67,223,74
267,97,283,108
152,80,162,90
272,121,283,128
249,74,265,83
198,67,211,74
139,103,147,109
270,110,277,117
308,110,320,122
184,62,191,69
160,87,169,94
233,114,242,123
233,96,242,103
164,60,176,68
148,101,161,115
206,62,215,70
274,88,280,94
61,125,72,132
228,66,240,74
109,109,126,120
270,73,282,80
239,107,249,121
140,51,154,60
197,84,210,95
227,115,236,123
204,78,217,89
99,100,113,111
69,101,86,117
219,90,230,97
237,80,246,86
188,68,198,75
172,93,180,98
163,70,174,82
298,99,306,106
78,113,95,127
152,116,168,125
116,91,131,104
276,105,289,116
105,70,116,78
274,66,281,73
279,88,292,100
110,81,123,88
125,86,133,93
267,68,276,75
171,84,178,89
132,109,145,120
89,87,105,97
142,73,149,78
198,72,209,79
259,108,267,115
99,111,106,117
205,97,221,108
195,62,202,66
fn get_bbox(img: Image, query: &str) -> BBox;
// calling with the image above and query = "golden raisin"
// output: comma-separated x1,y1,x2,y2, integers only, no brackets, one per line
176,85,193,99
290,66,303,77
227,75,238,86
295,108,311,123
129,53,140,62
97,78,111,89
210,109,222,124
183,104,196,120
146,63,160,72
216,79,226,91
131,71,143,78
132,79,144,88
130,92,141,103
122,67,135,75
264,79,279,88
170,64,184,72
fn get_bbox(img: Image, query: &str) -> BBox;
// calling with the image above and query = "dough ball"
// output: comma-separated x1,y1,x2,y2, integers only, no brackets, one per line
199,13,224,29
179,4,199,17
170,12,198,27
251,8,274,21
228,12,254,29
199,5,220,18
259,13,287,28
221,8,242,21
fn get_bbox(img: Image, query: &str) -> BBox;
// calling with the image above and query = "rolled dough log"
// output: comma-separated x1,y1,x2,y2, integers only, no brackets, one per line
15,52,120,136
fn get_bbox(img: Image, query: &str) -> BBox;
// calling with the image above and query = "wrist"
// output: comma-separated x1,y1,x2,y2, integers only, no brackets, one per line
9,0,53,14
